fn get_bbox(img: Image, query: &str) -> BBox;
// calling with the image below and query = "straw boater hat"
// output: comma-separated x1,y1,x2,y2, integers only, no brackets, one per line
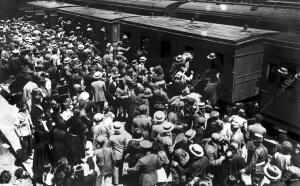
253,133,264,142
78,44,84,50
153,111,166,123
63,57,71,64
78,92,89,102
278,67,288,75
175,55,183,62
113,121,122,132
12,49,20,54
207,53,216,60
93,113,104,122
264,164,282,181
140,140,153,149
94,56,102,62
139,56,147,62
93,71,102,79
189,144,204,157
185,129,196,140
162,122,174,133
211,133,223,141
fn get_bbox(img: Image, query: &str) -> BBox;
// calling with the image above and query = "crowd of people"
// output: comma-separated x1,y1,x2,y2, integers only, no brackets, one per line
1,16,300,186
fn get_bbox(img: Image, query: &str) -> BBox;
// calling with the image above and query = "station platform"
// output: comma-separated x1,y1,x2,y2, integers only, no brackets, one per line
0,94,33,177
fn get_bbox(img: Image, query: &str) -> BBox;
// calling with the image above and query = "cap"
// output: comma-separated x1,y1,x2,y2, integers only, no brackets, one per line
140,140,152,149
211,133,222,141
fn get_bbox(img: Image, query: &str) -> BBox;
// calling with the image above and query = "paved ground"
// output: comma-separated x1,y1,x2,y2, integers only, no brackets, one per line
0,137,32,185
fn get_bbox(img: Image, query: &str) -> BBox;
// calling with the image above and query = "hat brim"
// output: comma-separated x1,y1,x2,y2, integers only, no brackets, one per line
153,116,166,123
186,131,196,140
162,124,174,133
207,55,216,60
93,75,102,79
189,145,204,157
264,165,282,180
278,69,288,75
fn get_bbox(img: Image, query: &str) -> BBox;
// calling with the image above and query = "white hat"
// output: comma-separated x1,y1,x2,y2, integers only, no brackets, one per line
264,164,282,180
42,172,54,186
93,71,103,79
207,53,216,60
189,144,204,157
12,49,20,54
113,121,123,131
175,55,183,62
78,44,84,50
162,122,174,133
153,111,166,123
78,92,89,101
94,56,102,61
278,67,288,75
139,56,147,62
93,113,104,122
64,57,71,64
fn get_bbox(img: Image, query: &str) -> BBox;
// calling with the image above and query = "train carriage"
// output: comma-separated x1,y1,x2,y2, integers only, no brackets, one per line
67,0,183,16
120,16,277,103
57,6,138,51
25,1,78,27
259,32,300,135
174,2,300,31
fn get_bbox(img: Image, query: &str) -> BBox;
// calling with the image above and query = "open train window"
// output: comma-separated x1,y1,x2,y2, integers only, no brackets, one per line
161,40,171,58
141,36,149,49
122,32,131,40
266,63,278,82
278,65,297,89
185,46,194,55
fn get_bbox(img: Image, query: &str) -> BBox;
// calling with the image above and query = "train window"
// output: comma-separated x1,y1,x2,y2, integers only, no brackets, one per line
266,63,278,82
279,66,297,89
141,36,149,49
185,46,194,54
161,40,171,58
122,32,131,40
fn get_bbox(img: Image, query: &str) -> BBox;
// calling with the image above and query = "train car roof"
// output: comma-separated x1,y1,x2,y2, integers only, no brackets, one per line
122,16,278,45
58,6,138,22
26,1,78,10
74,0,177,9
176,2,300,22
265,32,300,49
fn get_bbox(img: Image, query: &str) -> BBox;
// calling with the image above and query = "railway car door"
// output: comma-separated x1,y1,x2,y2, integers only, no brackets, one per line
232,44,264,102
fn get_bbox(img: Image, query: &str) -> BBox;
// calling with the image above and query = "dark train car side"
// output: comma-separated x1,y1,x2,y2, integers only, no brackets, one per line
174,2,300,31
25,1,78,27
259,32,300,135
120,16,277,103
66,0,183,16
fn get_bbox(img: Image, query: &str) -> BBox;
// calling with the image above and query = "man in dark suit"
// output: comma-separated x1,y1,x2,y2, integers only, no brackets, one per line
106,74,118,115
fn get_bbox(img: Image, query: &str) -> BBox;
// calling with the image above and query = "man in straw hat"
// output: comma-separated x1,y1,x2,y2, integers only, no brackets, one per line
109,121,128,185
151,111,166,140
91,71,106,113
172,144,209,182
156,122,174,155
260,164,283,186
